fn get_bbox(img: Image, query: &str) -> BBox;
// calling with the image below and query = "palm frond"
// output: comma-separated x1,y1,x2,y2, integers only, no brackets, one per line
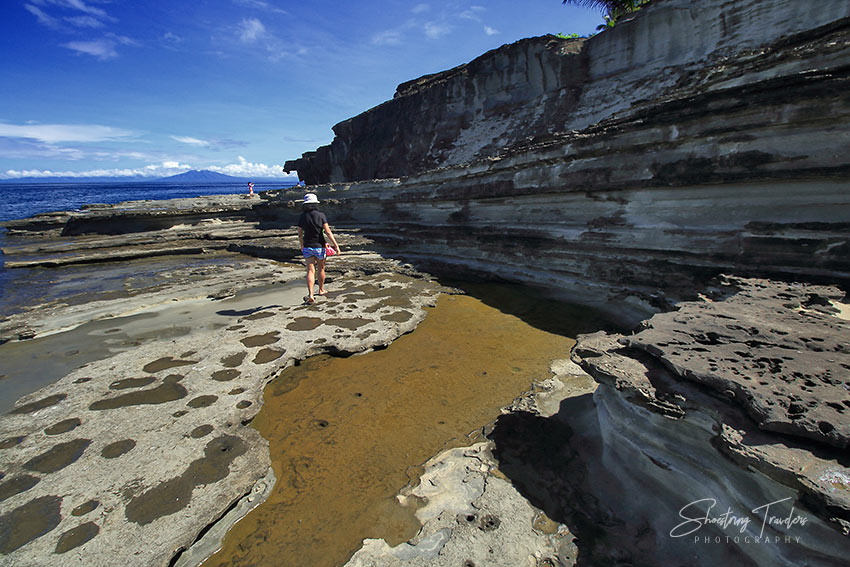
562,0,649,19
561,0,616,10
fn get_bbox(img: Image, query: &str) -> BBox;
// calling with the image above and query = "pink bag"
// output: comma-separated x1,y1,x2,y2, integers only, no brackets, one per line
325,244,337,257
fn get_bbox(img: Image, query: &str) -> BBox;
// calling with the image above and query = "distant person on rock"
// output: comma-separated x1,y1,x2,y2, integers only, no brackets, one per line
298,193,340,304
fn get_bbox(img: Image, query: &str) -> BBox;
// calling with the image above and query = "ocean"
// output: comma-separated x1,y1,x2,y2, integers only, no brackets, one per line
0,180,297,315
0,180,296,224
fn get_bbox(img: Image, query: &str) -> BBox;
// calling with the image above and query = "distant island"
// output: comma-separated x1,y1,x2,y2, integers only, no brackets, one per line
0,170,297,184
155,170,252,183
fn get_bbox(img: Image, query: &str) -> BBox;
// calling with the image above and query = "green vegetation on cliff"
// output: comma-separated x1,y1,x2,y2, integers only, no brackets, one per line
562,0,651,28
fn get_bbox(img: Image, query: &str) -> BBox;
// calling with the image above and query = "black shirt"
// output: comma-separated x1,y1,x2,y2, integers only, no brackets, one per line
298,209,328,248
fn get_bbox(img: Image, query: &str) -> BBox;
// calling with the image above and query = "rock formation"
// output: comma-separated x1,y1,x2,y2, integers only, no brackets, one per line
285,36,587,184
279,0,850,324
3,0,850,565
566,276,850,564
288,0,850,187
0,201,447,566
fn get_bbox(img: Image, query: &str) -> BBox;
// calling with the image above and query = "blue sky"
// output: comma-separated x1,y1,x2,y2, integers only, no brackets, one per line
0,1,603,179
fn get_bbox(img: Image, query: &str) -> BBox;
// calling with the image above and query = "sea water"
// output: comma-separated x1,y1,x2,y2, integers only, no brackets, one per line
0,181,295,224
0,181,296,314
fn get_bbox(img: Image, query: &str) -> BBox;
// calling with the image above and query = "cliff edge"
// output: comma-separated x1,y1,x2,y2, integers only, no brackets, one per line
277,0,850,323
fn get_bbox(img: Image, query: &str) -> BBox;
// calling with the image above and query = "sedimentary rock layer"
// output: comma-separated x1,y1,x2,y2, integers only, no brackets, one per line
1,194,268,237
274,0,850,323
0,263,442,567
286,0,850,185
7,1,850,324
1,204,451,566
285,35,587,184
343,361,595,567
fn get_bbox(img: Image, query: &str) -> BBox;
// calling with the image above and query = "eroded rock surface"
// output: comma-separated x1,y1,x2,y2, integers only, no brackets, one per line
623,278,850,449
572,276,850,546
0,220,443,566
285,35,587,184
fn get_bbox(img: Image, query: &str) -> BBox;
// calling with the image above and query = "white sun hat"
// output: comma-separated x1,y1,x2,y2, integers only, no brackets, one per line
303,193,319,204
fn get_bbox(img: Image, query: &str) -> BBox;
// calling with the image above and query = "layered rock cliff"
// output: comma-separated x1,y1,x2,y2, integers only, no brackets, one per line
286,0,850,186
284,35,587,184
3,1,850,564
277,0,850,324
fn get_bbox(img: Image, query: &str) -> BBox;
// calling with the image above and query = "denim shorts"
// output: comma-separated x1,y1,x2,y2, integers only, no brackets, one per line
302,247,326,260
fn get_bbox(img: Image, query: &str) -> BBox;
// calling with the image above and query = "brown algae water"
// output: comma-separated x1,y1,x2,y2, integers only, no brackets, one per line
207,288,597,567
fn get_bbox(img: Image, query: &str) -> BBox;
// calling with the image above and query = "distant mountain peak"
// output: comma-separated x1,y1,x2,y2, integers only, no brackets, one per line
157,170,248,182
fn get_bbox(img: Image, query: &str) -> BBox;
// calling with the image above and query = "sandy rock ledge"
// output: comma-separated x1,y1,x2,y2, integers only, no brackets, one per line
0,265,443,566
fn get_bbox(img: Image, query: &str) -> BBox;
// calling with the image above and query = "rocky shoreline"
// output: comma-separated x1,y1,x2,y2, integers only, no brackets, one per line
0,201,448,565
2,188,849,566
279,0,850,325
567,276,850,565
340,277,850,567
3,0,850,563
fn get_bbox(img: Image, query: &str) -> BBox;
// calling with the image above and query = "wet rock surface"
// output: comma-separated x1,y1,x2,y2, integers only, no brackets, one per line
203,289,587,567
1,1,849,565
0,213,445,566
343,361,593,567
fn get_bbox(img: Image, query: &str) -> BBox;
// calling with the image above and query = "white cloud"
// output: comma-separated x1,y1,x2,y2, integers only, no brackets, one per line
27,1,133,58
238,18,266,43
0,138,87,160
65,14,104,28
484,26,498,36
0,122,137,143
161,32,183,50
3,157,296,180
160,160,187,170
25,3,62,29
63,39,118,59
412,3,429,14
109,34,138,47
61,34,136,59
459,6,485,21
208,156,288,178
62,0,109,19
4,167,143,178
424,22,452,40
171,136,210,147
27,0,112,28
234,0,288,15
371,30,403,46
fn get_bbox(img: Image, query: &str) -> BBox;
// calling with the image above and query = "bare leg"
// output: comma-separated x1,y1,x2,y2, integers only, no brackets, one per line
317,258,327,295
305,257,317,302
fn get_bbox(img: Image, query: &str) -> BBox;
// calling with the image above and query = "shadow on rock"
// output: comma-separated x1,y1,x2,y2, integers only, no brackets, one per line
487,394,624,567
487,394,763,567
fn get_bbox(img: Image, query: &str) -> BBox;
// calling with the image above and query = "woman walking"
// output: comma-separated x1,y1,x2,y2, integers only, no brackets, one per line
298,193,341,304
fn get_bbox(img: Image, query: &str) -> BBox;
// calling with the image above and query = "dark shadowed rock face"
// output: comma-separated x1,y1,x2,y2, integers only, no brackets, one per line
285,35,588,184
6,1,850,327
286,0,850,187
572,276,850,537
